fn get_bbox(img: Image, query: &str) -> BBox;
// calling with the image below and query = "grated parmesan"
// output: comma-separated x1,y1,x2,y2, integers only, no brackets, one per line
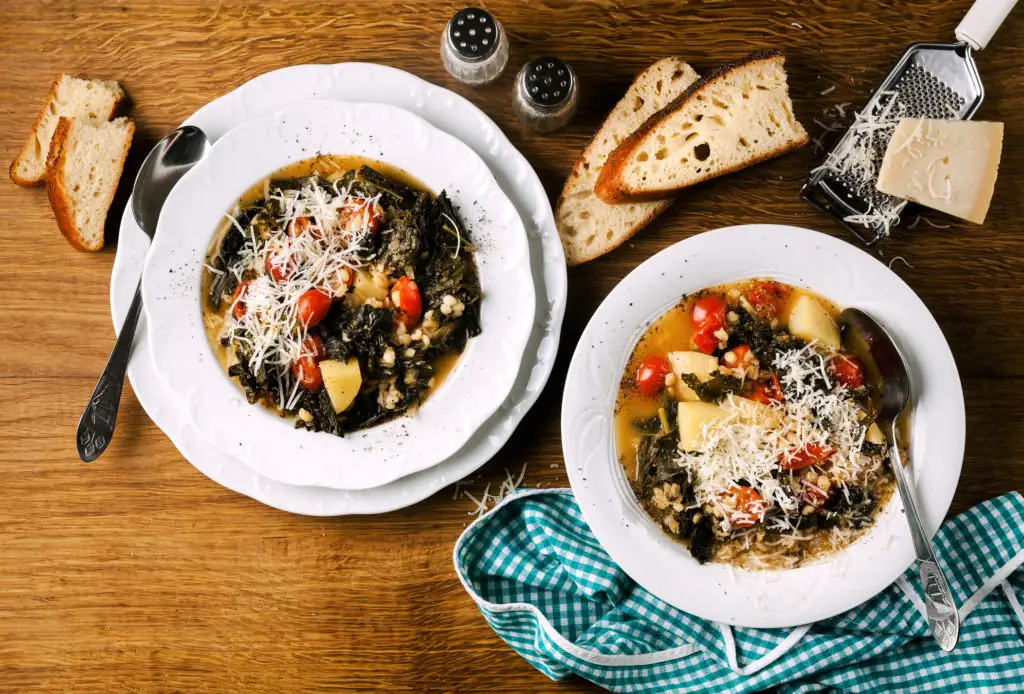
810,91,907,237
215,176,382,402
462,464,528,519
676,343,878,538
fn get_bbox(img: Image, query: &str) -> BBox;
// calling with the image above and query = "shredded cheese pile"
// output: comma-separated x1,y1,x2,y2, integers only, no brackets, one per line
677,343,877,536
462,464,528,519
218,177,380,408
811,91,906,237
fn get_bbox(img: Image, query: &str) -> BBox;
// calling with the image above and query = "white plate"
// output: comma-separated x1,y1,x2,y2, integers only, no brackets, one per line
142,100,534,491
112,64,566,513
562,224,964,628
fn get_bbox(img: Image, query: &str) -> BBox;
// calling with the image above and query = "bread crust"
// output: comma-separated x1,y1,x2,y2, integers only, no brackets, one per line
560,199,673,266
556,58,692,265
45,117,135,252
9,74,125,186
9,74,65,187
594,50,808,203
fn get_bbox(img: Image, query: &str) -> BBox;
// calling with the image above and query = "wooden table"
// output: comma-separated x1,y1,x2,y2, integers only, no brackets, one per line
1,1,1021,690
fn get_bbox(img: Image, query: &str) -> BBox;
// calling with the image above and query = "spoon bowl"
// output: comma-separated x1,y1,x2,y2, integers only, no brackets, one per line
838,308,911,430
839,307,960,652
132,126,211,238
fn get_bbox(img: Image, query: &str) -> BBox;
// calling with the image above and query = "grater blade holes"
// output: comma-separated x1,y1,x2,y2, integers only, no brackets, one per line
892,64,966,119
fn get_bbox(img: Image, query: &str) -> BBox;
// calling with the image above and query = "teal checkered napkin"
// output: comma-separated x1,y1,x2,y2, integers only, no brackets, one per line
453,489,1024,693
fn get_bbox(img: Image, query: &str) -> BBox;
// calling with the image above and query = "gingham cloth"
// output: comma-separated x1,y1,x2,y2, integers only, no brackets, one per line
453,489,1024,693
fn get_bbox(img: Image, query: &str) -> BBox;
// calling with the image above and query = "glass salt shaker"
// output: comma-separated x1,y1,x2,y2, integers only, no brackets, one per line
513,57,579,133
440,8,509,87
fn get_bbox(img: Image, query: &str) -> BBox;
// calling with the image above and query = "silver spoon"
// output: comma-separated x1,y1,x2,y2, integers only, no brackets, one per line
76,126,211,462
839,308,960,652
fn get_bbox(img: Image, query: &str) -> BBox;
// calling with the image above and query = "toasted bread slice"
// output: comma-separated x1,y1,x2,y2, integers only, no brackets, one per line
595,50,808,203
556,58,700,266
45,117,135,252
10,74,125,186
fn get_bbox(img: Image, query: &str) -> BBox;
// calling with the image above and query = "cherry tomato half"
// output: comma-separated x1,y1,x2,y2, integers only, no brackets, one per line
692,296,727,331
292,336,326,392
301,335,326,360
292,357,323,391
265,252,291,283
828,353,866,389
722,485,766,528
296,288,332,329
749,373,784,405
692,322,722,355
390,276,423,329
230,281,250,319
747,280,789,317
780,443,836,471
636,355,672,398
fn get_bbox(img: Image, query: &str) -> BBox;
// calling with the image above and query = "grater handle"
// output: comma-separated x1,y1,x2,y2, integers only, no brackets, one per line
955,0,1018,50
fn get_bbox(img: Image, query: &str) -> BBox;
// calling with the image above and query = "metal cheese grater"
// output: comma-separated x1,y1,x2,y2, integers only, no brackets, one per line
802,0,1018,244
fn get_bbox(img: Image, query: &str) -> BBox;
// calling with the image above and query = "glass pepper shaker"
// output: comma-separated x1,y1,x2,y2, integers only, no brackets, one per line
440,8,509,87
513,57,579,133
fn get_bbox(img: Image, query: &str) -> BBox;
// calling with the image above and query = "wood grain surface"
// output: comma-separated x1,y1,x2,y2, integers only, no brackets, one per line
1,1,1022,691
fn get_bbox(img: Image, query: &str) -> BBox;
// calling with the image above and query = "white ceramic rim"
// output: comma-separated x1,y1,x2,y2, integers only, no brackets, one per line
562,224,965,628
110,62,566,514
141,99,535,491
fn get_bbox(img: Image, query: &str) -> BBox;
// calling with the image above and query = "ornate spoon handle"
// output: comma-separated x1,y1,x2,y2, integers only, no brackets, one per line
889,423,960,651
76,284,143,462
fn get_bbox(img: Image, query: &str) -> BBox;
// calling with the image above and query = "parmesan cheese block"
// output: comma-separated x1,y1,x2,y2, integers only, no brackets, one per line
877,118,1004,224
667,351,720,401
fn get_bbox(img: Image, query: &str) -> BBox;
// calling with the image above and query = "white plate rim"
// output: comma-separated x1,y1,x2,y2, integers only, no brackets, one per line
561,224,965,628
110,63,566,514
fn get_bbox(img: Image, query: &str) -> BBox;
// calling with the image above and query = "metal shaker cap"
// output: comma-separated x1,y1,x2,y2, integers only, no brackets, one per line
521,57,574,108
447,8,500,62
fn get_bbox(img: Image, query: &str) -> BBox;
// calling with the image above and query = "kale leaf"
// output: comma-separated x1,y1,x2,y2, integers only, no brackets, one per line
729,307,797,365
356,166,418,208
679,372,744,403
689,514,716,564
377,208,420,273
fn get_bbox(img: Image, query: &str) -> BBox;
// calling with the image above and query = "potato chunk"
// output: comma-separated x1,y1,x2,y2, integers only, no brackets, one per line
788,295,841,352
866,422,887,446
320,358,362,413
678,401,729,451
352,271,388,301
667,351,720,401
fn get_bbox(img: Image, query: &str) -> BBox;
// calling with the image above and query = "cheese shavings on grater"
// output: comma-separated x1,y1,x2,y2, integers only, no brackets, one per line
802,0,1017,245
